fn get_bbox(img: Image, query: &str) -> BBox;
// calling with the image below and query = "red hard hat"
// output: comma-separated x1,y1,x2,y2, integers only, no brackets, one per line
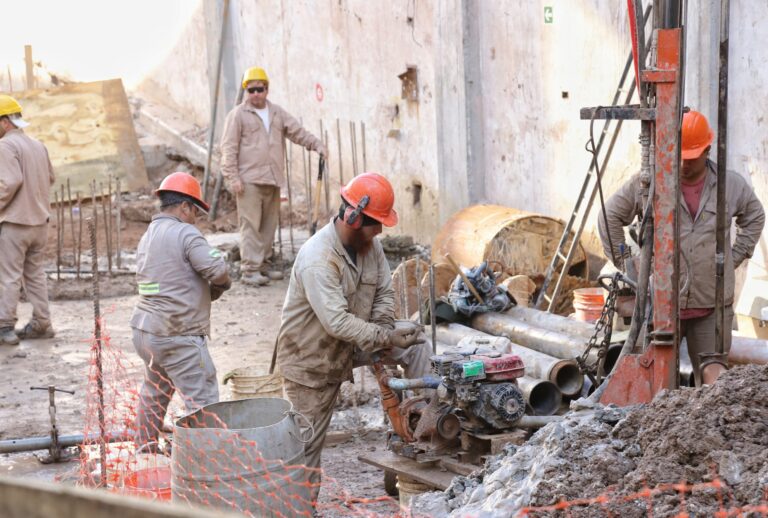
340,172,398,227
155,172,210,212
681,110,714,160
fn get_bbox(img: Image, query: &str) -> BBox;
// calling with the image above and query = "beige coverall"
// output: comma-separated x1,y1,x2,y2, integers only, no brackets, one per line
277,222,432,504
130,213,229,444
598,163,765,384
0,129,55,330
220,100,324,275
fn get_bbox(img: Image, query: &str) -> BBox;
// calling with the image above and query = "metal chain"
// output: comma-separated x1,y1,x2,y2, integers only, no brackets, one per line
576,272,621,387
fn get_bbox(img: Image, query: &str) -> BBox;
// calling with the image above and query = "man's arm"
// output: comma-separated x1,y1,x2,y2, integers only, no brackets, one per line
185,233,231,289
219,109,243,194
597,175,642,267
281,109,327,157
299,264,390,352
0,143,23,211
731,176,765,268
369,247,396,330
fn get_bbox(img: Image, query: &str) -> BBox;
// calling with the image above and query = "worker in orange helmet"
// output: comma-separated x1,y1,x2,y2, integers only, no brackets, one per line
130,172,231,448
599,110,764,386
277,172,432,507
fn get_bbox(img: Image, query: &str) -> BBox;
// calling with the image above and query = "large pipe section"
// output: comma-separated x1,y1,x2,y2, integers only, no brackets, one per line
517,376,562,416
436,323,584,397
0,430,133,455
730,336,768,365
515,415,562,428
504,307,595,338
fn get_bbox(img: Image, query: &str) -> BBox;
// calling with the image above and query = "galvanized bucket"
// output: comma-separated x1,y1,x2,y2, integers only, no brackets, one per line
171,397,313,517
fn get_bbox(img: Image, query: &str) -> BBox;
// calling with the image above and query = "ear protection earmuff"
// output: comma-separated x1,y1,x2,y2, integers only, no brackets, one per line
344,195,371,229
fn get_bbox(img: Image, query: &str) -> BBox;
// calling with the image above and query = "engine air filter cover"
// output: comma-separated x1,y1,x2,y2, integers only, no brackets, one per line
471,353,524,381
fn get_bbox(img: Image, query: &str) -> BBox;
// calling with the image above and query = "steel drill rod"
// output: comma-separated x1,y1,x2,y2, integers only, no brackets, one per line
429,263,437,353
0,430,134,454
361,121,367,171
67,179,75,264
88,217,106,486
76,192,82,280
398,258,408,319
115,177,121,269
350,121,358,177
415,259,423,324
436,323,583,397
518,376,562,416
284,141,295,255
336,118,344,185
100,183,112,274
54,191,61,281
515,415,562,428
302,144,311,232
277,201,283,265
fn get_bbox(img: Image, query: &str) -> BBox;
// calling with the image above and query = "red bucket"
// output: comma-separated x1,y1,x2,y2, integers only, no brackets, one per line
123,466,172,501
572,287,605,322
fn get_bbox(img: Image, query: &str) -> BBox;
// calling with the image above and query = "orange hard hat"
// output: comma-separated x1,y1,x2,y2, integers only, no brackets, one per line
681,110,714,160
155,172,210,212
340,172,398,227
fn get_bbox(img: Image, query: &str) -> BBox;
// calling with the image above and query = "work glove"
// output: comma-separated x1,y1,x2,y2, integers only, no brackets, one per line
387,323,426,350
210,280,232,301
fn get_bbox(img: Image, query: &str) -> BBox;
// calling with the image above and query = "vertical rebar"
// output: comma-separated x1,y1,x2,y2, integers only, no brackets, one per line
336,118,344,186
88,217,106,486
100,183,112,275
399,258,408,319
277,197,283,266
350,121,359,177
115,177,121,270
429,264,437,354
415,259,423,325
303,146,312,232
284,140,295,255
107,176,114,275
323,129,330,214
67,179,75,266
76,192,82,280
54,191,61,281
361,121,367,172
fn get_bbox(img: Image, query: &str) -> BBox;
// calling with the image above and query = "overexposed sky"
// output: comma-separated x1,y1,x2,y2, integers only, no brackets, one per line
1,0,200,89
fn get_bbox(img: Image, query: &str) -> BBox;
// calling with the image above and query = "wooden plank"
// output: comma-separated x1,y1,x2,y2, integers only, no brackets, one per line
24,45,34,90
358,451,459,490
14,79,148,202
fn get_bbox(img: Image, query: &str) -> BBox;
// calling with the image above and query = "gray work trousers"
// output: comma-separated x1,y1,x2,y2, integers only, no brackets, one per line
132,329,219,445
0,222,51,329
681,305,734,387
237,183,280,274
283,339,433,506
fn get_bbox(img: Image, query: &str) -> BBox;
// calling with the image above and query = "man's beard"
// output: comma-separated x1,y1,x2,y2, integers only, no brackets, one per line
351,233,374,255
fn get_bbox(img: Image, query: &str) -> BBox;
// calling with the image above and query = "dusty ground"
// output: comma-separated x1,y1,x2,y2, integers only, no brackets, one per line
0,213,402,516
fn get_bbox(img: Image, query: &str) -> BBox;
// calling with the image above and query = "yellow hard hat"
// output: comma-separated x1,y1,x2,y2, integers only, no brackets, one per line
241,67,269,89
0,95,29,128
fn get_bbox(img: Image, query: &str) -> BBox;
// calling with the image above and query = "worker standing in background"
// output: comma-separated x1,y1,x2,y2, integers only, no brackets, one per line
220,66,327,287
277,172,432,507
598,110,765,386
0,95,56,345
131,172,231,447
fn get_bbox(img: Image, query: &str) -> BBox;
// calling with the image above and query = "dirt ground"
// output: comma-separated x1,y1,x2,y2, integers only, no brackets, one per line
0,213,402,516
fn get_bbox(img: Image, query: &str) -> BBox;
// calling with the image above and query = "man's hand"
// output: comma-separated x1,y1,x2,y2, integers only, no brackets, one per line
387,324,426,349
317,143,328,161
210,279,232,301
229,180,244,196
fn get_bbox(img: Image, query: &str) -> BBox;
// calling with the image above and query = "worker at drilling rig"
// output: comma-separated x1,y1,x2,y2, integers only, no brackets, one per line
220,66,327,287
130,172,231,448
276,172,432,507
0,95,56,345
598,110,764,386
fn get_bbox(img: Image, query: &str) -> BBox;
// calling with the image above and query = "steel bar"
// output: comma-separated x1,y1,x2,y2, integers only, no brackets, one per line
76,193,82,280
350,121,358,177
518,376,562,416
336,118,344,185
0,430,134,455
277,198,283,265
436,323,583,397
415,260,423,324
45,268,133,276
429,264,437,353
515,415,562,428
324,129,330,212
100,183,112,275
284,140,295,255
202,0,230,201
303,143,312,232
115,177,121,269
54,191,61,281
88,217,106,486
107,178,114,275
361,121,367,171
399,258,408,319
66,179,75,266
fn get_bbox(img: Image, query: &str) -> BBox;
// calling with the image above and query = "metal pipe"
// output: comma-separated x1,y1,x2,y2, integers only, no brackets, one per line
0,430,133,454
387,376,442,391
76,192,82,280
115,177,121,270
515,415,562,428
730,336,768,365
429,263,437,354
504,307,594,338
518,376,562,416
436,324,583,397
54,191,61,281
284,140,295,255
415,260,423,324
336,118,344,185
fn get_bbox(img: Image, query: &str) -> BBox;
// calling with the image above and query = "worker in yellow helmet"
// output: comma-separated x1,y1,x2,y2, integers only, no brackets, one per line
220,66,327,287
0,95,56,345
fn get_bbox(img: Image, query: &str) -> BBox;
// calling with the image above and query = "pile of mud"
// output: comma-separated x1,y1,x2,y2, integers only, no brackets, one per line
414,364,768,517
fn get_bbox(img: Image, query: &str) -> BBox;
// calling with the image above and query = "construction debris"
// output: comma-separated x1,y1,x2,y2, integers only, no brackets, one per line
413,364,768,517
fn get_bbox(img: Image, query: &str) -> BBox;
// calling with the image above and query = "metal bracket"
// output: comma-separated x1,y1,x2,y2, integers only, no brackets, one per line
580,105,657,121
30,385,75,464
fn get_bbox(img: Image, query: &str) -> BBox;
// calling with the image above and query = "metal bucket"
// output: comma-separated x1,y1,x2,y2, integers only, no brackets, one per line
397,475,431,509
172,397,312,517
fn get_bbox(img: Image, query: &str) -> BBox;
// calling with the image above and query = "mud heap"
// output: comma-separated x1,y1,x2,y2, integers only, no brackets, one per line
414,364,768,517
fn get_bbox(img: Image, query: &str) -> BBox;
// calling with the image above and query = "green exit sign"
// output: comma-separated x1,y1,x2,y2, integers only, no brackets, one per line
544,6,553,24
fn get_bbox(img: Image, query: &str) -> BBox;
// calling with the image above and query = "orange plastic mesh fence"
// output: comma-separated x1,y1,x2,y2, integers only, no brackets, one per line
77,317,405,517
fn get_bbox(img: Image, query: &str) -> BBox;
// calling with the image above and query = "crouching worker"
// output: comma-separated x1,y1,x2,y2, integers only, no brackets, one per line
277,172,432,507
131,172,231,447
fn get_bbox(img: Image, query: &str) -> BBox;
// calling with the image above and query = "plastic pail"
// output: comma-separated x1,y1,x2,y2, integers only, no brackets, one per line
223,366,284,400
572,287,605,322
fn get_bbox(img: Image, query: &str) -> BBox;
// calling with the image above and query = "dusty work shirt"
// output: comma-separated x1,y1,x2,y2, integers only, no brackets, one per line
598,162,765,309
219,100,323,189
277,221,395,388
130,214,228,337
0,129,55,226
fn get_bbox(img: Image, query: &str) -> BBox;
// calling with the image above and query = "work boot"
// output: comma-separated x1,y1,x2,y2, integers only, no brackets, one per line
241,272,270,286
0,327,20,346
264,270,284,281
16,320,55,340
